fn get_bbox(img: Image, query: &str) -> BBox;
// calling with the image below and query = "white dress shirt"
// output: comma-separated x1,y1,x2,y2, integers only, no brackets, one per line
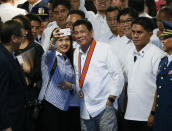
123,42,166,121
74,41,124,119
110,36,134,79
0,3,26,23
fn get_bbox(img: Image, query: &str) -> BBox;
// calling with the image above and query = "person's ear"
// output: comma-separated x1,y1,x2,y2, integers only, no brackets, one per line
11,34,17,43
149,31,153,37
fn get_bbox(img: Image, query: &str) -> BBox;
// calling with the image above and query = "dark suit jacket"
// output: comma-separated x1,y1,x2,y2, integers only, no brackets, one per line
153,56,172,131
17,1,47,12
0,45,26,131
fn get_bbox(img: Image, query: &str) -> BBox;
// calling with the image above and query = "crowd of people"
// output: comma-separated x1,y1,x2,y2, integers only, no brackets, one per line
0,0,172,131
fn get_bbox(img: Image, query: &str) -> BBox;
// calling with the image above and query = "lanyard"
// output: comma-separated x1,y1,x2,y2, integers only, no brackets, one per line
78,40,96,89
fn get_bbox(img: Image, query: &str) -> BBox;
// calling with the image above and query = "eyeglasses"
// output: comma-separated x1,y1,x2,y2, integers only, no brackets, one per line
120,18,133,24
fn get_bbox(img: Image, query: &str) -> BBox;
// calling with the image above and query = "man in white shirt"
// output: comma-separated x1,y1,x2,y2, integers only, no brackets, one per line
79,0,113,42
73,19,124,131
41,0,71,51
123,17,165,131
0,0,27,23
105,6,120,42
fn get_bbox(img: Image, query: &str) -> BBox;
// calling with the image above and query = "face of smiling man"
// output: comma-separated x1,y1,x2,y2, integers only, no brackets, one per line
94,0,111,13
73,24,93,52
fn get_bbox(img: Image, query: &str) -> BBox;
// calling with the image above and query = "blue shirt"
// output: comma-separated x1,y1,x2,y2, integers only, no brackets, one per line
39,50,75,111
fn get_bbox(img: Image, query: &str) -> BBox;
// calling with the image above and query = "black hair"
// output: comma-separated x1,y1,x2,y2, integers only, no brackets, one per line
1,20,23,44
128,0,144,13
52,0,71,12
26,13,42,23
67,10,85,19
73,19,93,31
131,17,154,32
106,6,120,14
144,0,157,17
12,15,33,41
0,0,8,2
117,7,138,22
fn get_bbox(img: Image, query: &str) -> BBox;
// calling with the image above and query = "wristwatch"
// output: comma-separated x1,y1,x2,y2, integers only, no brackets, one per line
108,97,115,103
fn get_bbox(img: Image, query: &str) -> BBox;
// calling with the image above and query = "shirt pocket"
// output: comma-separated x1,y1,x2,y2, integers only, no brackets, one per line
94,61,107,71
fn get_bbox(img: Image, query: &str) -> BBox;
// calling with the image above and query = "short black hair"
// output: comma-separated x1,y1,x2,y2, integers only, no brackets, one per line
128,0,144,13
26,13,42,23
117,7,138,22
1,20,23,44
67,10,85,19
131,17,154,32
52,0,71,12
73,19,93,31
106,6,120,14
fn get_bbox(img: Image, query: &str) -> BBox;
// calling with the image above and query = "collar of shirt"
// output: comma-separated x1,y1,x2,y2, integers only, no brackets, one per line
29,0,41,11
56,50,63,57
167,55,172,66
133,42,151,57
55,50,68,60
109,34,116,40
79,44,91,55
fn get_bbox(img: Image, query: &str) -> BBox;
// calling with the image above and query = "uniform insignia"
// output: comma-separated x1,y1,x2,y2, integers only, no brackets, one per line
168,70,172,75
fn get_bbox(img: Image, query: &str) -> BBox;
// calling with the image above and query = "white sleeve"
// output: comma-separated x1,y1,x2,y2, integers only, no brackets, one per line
41,22,58,51
152,50,166,77
73,48,81,94
106,45,124,96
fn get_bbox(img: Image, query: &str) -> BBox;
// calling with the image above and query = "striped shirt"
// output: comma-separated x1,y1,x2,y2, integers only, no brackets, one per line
38,50,75,111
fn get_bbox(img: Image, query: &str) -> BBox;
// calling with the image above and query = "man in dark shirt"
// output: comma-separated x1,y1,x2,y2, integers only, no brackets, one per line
0,20,26,131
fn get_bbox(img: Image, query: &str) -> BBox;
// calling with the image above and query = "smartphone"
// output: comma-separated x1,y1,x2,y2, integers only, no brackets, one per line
59,28,71,36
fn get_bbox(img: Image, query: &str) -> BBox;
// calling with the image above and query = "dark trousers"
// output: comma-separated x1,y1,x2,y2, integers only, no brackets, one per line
67,106,81,131
39,100,67,131
24,107,39,131
124,119,152,131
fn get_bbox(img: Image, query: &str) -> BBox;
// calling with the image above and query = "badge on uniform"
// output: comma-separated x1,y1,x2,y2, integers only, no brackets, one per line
38,8,45,15
168,70,172,75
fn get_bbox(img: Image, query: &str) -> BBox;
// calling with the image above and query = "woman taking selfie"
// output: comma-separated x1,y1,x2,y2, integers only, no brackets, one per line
38,28,79,131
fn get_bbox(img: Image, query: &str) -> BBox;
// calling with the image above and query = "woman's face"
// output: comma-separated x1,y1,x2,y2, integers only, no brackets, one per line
56,36,71,55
